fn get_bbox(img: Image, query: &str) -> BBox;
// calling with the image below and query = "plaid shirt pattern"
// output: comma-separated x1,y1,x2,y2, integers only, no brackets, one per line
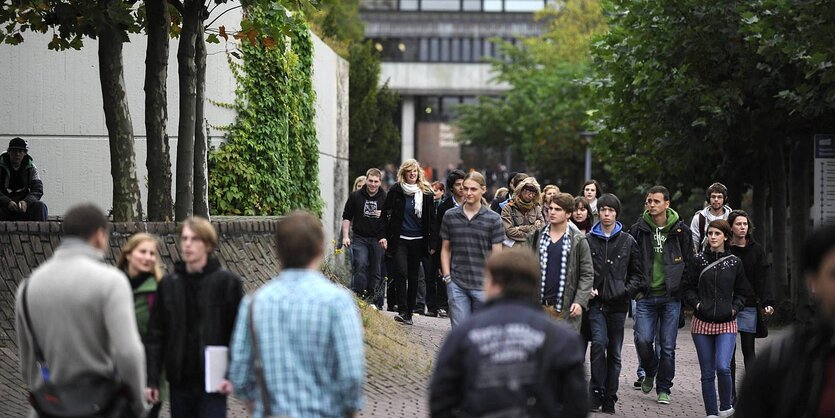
691,316,737,335
229,269,365,418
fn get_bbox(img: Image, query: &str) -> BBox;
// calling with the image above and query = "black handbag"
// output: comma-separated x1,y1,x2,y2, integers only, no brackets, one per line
755,304,769,339
21,280,136,418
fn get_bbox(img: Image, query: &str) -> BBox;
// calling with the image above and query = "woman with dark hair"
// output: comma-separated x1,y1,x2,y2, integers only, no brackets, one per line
380,159,435,325
727,210,773,389
570,196,593,234
581,179,602,221
684,219,750,418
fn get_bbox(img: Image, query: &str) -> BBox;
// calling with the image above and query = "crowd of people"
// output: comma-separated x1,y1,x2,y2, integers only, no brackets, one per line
341,160,784,417
10,153,835,418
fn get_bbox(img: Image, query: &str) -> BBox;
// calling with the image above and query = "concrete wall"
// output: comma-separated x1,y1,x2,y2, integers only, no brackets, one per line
0,6,349,247
380,62,508,95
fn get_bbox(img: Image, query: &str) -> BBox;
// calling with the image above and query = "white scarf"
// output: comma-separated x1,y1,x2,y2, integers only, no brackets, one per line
401,182,423,218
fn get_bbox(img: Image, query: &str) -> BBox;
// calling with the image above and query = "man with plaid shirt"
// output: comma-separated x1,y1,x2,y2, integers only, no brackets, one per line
229,212,365,417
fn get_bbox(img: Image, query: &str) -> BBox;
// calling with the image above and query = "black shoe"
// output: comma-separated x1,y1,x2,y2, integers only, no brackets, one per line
437,308,448,318
425,310,439,317
633,377,644,390
394,314,413,325
386,305,398,313
412,307,426,315
589,391,603,412
602,396,616,414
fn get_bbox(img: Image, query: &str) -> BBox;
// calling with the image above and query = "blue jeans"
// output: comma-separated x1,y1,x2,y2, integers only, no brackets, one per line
588,303,626,400
634,296,681,394
170,388,227,418
350,235,384,304
692,333,736,416
447,281,485,328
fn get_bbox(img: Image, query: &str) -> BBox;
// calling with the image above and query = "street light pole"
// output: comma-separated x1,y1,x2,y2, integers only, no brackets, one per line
580,131,597,180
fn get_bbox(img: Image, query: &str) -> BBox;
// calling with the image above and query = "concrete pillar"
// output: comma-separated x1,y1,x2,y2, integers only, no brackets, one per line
401,96,416,162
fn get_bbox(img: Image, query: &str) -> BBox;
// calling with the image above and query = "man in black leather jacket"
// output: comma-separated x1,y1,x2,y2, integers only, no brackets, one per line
429,249,588,418
145,217,244,416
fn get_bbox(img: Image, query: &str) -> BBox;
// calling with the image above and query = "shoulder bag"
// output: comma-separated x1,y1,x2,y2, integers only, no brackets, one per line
248,299,288,418
20,280,135,418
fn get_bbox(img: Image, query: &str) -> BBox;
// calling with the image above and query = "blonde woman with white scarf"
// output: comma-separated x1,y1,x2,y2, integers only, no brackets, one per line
380,159,435,326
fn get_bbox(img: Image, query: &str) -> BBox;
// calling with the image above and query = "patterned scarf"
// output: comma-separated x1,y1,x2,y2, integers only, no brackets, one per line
538,225,572,311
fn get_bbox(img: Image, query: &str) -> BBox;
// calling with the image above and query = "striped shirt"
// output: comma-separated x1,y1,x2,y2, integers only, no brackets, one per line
691,316,737,335
228,269,365,418
441,204,505,290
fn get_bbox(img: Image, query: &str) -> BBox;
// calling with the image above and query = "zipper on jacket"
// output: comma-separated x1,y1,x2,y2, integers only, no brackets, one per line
602,237,610,303
713,261,718,319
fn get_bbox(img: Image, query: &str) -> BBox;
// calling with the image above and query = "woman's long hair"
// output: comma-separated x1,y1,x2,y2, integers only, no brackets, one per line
116,233,164,282
397,159,431,193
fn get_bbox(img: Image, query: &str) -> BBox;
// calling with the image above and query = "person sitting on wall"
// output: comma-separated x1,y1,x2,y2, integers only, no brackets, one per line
0,137,47,221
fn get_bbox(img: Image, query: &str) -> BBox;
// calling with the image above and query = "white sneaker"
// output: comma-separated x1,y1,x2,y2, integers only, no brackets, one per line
718,408,735,418
707,415,719,418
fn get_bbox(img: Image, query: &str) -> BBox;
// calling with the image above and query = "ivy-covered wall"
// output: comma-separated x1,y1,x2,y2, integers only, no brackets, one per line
209,8,323,217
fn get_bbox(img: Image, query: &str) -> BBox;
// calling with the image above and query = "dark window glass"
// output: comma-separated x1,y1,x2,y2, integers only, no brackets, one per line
401,38,419,61
461,38,471,62
484,38,494,58
451,38,461,62
419,38,430,61
429,38,440,61
473,37,482,61
360,0,398,10
440,38,451,61
441,96,462,119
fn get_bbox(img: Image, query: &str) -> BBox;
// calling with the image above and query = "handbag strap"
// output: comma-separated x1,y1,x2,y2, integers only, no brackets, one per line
248,298,272,416
699,255,734,279
20,280,51,382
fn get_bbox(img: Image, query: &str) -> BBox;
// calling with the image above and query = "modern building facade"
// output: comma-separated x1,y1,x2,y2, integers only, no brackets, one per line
360,0,550,180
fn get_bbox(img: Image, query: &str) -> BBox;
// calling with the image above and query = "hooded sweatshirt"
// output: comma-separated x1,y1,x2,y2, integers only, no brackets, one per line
690,205,732,251
643,208,680,295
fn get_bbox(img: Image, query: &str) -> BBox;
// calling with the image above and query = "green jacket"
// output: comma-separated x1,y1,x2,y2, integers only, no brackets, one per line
130,274,168,401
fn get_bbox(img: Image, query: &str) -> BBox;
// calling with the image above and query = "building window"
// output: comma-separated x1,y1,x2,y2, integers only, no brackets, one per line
360,0,548,12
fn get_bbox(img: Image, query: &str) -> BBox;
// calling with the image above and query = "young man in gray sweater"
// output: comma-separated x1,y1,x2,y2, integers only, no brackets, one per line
15,203,147,417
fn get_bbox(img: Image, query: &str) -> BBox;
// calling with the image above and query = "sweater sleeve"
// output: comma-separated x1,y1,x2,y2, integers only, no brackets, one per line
682,257,701,310
733,261,751,313
756,245,775,307
690,212,702,252
625,237,646,298
24,166,44,203
341,192,355,221
573,238,594,309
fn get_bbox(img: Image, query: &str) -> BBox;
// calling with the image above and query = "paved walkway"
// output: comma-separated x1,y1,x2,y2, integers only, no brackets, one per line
1,309,784,418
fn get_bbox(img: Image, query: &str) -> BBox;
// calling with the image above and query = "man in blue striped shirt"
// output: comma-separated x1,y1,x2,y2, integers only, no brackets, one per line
229,211,365,418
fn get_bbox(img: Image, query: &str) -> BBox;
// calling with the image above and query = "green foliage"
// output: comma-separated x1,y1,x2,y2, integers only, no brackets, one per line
307,0,363,57
209,7,322,216
0,0,140,49
588,0,832,200
454,0,605,187
348,40,401,180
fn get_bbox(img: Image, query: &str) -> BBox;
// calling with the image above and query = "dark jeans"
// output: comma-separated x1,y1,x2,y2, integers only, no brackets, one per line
146,402,162,418
634,296,681,394
170,387,227,418
350,235,384,304
423,254,448,313
692,333,736,416
385,256,397,310
731,331,756,402
394,238,424,317
0,200,47,221
588,303,626,401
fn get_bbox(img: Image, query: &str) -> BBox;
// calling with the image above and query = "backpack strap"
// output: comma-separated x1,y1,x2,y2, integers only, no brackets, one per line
698,213,707,246
20,280,51,381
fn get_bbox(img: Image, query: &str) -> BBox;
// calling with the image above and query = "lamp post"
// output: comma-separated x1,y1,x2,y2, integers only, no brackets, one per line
580,131,598,180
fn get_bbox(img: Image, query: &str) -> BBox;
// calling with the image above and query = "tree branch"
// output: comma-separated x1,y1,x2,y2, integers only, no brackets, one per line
205,5,242,28
167,0,185,16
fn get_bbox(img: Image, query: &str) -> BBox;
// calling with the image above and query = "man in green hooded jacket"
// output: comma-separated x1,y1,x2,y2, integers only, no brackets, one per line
627,185,695,406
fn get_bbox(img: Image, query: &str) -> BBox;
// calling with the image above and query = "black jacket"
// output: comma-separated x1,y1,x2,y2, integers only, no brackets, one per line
683,250,750,323
145,257,244,388
730,236,774,308
629,216,694,298
433,194,460,251
381,183,435,256
342,185,387,238
430,297,588,418
736,315,834,418
0,153,43,206
586,223,645,312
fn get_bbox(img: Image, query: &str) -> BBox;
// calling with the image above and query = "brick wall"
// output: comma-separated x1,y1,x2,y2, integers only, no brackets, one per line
0,220,281,350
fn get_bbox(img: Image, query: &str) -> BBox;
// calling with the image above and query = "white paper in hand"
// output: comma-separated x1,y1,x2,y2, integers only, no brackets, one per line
205,346,229,393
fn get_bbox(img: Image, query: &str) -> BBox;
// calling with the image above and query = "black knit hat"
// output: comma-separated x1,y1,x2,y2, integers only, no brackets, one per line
597,193,621,215
8,137,27,151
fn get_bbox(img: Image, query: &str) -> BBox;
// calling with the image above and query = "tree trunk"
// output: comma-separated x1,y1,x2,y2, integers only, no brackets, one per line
193,25,209,218
752,161,768,246
144,0,173,221
99,24,143,221
769,141,788,301
790,136,813,320
174,1,200,221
